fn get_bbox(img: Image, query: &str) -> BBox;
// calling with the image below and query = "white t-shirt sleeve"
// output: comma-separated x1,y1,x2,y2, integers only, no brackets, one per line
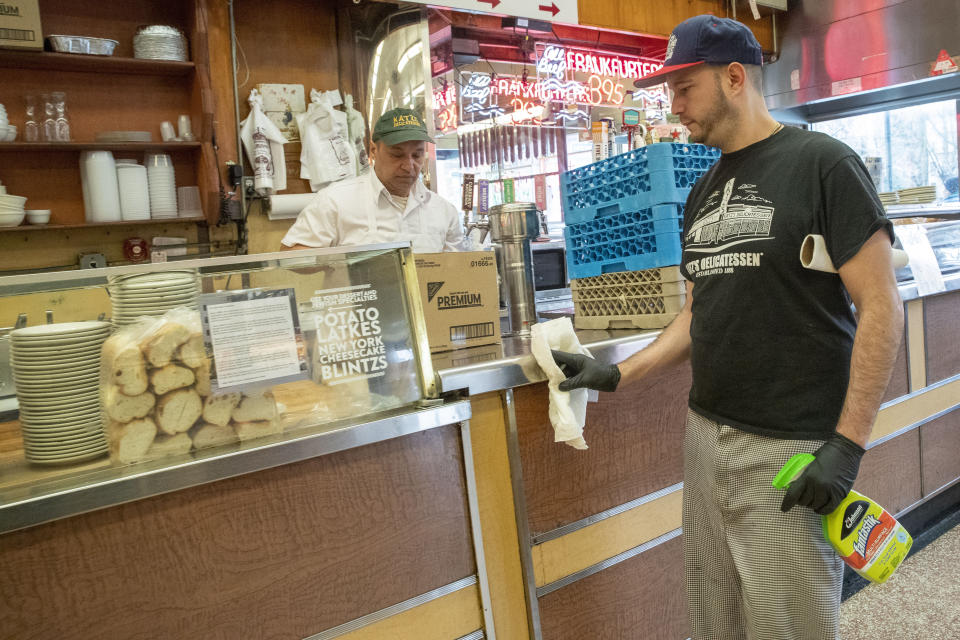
280,192,339,247
442,200,465,252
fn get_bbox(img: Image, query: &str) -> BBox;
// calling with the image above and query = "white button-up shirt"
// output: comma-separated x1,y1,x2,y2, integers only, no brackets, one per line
281,170,464,252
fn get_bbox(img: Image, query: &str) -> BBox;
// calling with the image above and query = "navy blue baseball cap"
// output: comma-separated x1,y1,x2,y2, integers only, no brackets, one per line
634,15,763,88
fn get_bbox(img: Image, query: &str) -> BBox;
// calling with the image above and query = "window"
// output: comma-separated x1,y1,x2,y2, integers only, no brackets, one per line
811,100,958,201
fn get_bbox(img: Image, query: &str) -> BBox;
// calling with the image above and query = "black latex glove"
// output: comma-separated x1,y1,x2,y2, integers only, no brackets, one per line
780,433,866,515
551,349,621,393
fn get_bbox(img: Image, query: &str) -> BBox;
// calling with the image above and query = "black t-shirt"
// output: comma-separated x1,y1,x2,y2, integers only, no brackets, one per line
679,126,893,439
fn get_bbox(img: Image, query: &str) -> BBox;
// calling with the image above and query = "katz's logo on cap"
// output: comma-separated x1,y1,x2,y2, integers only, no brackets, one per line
393,114,421,128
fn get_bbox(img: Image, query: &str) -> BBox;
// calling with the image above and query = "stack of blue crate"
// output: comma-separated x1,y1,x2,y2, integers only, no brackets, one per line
561,142,720,279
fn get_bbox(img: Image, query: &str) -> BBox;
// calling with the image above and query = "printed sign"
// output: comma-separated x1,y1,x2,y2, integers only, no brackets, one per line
503,178,515,203
200,288,308,391
462,173,475,212
308,284,390,386
398,0,578,24
477,179,489,214
534,174,547,211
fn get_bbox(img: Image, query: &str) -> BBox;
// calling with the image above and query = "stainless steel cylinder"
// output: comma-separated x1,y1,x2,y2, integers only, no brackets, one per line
488,202,540,336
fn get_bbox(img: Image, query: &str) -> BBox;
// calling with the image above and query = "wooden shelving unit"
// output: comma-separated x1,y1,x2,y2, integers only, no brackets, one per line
0,50,195,76
0,216,206,233
0,142,202,152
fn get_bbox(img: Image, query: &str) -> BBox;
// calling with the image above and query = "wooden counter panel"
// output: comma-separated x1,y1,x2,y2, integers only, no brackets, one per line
854,429,921,515
925,291,960,385
882,333,909,404
920,410,960,495
538,535,689,640
0,425,475,639
515,362,691,535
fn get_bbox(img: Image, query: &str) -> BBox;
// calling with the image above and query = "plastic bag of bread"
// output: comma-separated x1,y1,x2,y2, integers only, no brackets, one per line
101,307,283,465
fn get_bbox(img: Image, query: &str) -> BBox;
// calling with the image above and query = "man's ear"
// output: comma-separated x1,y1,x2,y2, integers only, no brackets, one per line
725,62,748,95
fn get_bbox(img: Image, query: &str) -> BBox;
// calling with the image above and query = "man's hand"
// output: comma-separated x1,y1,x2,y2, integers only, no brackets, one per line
780,433,865,515
550,350,621,393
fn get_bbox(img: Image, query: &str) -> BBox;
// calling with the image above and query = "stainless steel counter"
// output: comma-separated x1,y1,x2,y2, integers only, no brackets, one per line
0,399,471,535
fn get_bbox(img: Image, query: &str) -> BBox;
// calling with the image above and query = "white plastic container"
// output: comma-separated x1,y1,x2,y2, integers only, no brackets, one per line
116,162,151,221
144,153,177,219
80,151,122,222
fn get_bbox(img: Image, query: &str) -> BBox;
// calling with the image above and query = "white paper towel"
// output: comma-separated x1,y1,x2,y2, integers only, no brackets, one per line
800,234,909,273
267,193,317,220
530,317,591,450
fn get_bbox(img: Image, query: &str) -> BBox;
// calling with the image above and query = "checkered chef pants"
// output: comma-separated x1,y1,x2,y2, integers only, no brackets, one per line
683,409,844,640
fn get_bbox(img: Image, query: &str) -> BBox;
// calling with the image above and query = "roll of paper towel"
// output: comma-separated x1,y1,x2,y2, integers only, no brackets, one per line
267,193,317,220
800,234,909,273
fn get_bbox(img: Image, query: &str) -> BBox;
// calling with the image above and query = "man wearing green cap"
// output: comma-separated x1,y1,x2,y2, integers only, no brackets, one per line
282,107,463,252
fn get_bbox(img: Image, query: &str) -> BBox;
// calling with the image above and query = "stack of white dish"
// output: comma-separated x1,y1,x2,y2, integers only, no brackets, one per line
145,153,178,219
116,160,151,221
11,321,111,466
80,150,123,222
0,103,16,141
878,191,899,207
0,184,27,227
108,270,200,327
133,25,189,62
897,185,937,204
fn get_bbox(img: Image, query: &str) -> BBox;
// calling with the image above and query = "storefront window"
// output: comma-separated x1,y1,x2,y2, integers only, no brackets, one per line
811,100,959,201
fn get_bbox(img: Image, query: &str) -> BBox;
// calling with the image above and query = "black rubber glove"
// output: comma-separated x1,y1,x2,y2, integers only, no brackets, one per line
551,349,621,393
780,432,866,515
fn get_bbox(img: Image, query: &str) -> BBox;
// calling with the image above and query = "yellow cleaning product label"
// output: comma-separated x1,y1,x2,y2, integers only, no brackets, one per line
773,453,913,584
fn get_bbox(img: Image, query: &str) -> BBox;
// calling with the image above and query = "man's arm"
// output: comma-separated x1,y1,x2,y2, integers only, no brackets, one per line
835,228,904,446
618,280,695,384
781,228,903,514
552,280,694,391
279,193,338,251
281,243,312,251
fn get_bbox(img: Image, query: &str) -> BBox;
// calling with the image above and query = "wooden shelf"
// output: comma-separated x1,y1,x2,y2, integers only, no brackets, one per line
0,142,202,152
0,50,194,76
0,217,207,232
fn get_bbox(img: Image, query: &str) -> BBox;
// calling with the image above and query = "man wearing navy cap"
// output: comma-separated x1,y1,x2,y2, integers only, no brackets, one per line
552,14,903,639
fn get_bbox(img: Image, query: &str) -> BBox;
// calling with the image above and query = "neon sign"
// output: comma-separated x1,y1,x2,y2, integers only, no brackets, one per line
537,44,663,82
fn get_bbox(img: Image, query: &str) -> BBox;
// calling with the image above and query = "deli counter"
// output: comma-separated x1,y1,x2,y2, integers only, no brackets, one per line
2,239,960,640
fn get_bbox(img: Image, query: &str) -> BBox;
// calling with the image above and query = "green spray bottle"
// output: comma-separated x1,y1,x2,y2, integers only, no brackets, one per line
773,453,913,584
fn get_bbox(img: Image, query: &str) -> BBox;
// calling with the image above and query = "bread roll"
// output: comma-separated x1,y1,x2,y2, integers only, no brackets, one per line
140,322,192,368
104,385,155,423
115,418,158,464
234,419,283,442
232,391,278,423
102,335,148,396
194,359,212,396
192,423,238,449
146,432,193,459
202,392,241,427
149,364,196,395
155,388,202,435
177,334,207,369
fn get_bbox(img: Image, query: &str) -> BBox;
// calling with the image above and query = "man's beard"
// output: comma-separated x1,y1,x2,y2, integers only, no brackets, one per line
689,78,736,147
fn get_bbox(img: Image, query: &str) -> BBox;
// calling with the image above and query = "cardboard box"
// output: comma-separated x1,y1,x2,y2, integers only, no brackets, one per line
0,0,43,50
415,251,500,353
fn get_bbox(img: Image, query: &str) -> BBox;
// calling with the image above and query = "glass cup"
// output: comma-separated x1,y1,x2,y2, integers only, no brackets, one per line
51,92,70,142
24,94,39,142
41,93,56,142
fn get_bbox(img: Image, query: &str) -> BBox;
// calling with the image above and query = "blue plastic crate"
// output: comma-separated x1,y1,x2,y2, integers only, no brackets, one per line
566,229,683,279
565,204,683,252
561,143,719,224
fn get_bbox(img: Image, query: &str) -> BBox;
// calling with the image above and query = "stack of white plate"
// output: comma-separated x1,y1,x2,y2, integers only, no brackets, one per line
878,191,899,207
108,270,200,327
145,153,177,219
897,185,937,204
133,25,189,62
11,321,111,466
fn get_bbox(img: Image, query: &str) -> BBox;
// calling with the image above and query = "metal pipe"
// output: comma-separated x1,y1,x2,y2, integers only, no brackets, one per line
228,0,245,218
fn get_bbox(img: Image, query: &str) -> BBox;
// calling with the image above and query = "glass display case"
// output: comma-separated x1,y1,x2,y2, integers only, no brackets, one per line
0,243,441,531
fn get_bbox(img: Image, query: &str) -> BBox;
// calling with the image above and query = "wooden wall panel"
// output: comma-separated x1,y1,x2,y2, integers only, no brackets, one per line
920,410,960,496
514,362,691,535
538,536,689,640
882,332,909,404
576,0,775,51
0,425,475,639
854,429,921,515
924,291,960,385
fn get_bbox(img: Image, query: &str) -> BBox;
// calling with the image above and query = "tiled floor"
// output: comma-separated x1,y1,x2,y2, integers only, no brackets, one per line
840,520,960,638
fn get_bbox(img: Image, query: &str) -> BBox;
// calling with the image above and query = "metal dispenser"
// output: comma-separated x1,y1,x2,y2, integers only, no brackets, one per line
488,202,541,336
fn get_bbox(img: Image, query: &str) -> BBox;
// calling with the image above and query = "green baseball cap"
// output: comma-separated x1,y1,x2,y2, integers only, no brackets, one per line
372,108,434,146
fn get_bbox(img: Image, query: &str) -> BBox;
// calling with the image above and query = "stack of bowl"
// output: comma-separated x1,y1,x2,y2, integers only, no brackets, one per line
11,321,112,465
0,185,26,227
0,103,16,141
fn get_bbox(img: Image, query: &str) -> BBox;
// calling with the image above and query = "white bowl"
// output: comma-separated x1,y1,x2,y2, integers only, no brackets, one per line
0,194,27,208
25,209,50,224
0,211,25,227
